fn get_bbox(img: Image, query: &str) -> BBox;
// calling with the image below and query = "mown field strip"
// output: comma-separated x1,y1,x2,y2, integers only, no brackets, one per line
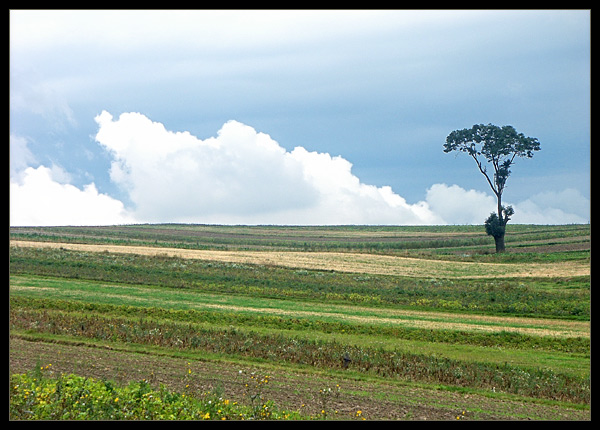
10,275,589,339
10,240,590,279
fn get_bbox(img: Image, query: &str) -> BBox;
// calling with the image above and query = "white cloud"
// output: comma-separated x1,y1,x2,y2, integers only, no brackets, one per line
425,184,497,225
424,183,589,225
511,188,589,224
287,147,442,225
10,112,588,227
10,166,134,226
94,111,443,225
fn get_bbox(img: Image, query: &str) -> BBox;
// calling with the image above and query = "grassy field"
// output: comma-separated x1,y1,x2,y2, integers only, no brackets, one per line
9,224,590,420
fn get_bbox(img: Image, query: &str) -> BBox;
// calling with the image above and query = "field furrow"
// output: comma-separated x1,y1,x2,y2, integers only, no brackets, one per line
9,225,590,420
10,240,590,278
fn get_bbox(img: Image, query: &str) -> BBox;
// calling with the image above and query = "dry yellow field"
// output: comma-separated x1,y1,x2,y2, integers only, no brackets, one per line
10,240,589,279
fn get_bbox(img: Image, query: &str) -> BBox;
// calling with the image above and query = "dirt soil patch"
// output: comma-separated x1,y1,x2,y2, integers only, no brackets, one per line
9,337,589,420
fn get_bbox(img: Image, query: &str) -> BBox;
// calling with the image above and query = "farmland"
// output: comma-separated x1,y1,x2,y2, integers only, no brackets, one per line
9,224,590,420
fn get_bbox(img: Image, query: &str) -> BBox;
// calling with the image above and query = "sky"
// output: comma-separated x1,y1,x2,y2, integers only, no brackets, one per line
10,9,590,226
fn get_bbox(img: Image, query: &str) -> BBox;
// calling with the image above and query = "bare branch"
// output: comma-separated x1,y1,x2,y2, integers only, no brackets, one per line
470,153,498,196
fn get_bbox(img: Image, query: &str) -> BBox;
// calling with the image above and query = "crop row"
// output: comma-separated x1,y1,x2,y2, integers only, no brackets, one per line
9,232,496,253
10,307,590,404
9,247,590,319
11,296,589,354
9,224,589,254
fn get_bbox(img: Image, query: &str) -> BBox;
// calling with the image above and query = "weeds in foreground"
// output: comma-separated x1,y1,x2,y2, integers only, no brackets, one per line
239,370,274,419
9,367,303,420
315,384,341,419
10,365,370,421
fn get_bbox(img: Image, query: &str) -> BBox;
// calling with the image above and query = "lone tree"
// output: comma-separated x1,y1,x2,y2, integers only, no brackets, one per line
444,124,540,253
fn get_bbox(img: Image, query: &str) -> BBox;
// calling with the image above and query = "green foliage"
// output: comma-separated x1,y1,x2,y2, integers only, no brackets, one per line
485,213,504,239
485,206,514,237
9,305,590,404
8,225,590,419
9,246,590,319
444,124,540,193
444,124,541,160
10,296,591,354
10,370,305,420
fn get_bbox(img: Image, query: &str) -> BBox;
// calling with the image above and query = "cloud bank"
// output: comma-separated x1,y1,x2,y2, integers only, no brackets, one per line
94,111,442,225
10,165,134,226
9,112,589,226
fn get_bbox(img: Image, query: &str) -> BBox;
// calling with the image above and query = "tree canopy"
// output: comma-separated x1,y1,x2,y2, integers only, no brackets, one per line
444,124,540,200
444,123,540,252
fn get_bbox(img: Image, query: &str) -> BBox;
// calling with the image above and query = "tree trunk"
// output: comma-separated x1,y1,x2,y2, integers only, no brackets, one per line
495,194,507,253
494,233,506,253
